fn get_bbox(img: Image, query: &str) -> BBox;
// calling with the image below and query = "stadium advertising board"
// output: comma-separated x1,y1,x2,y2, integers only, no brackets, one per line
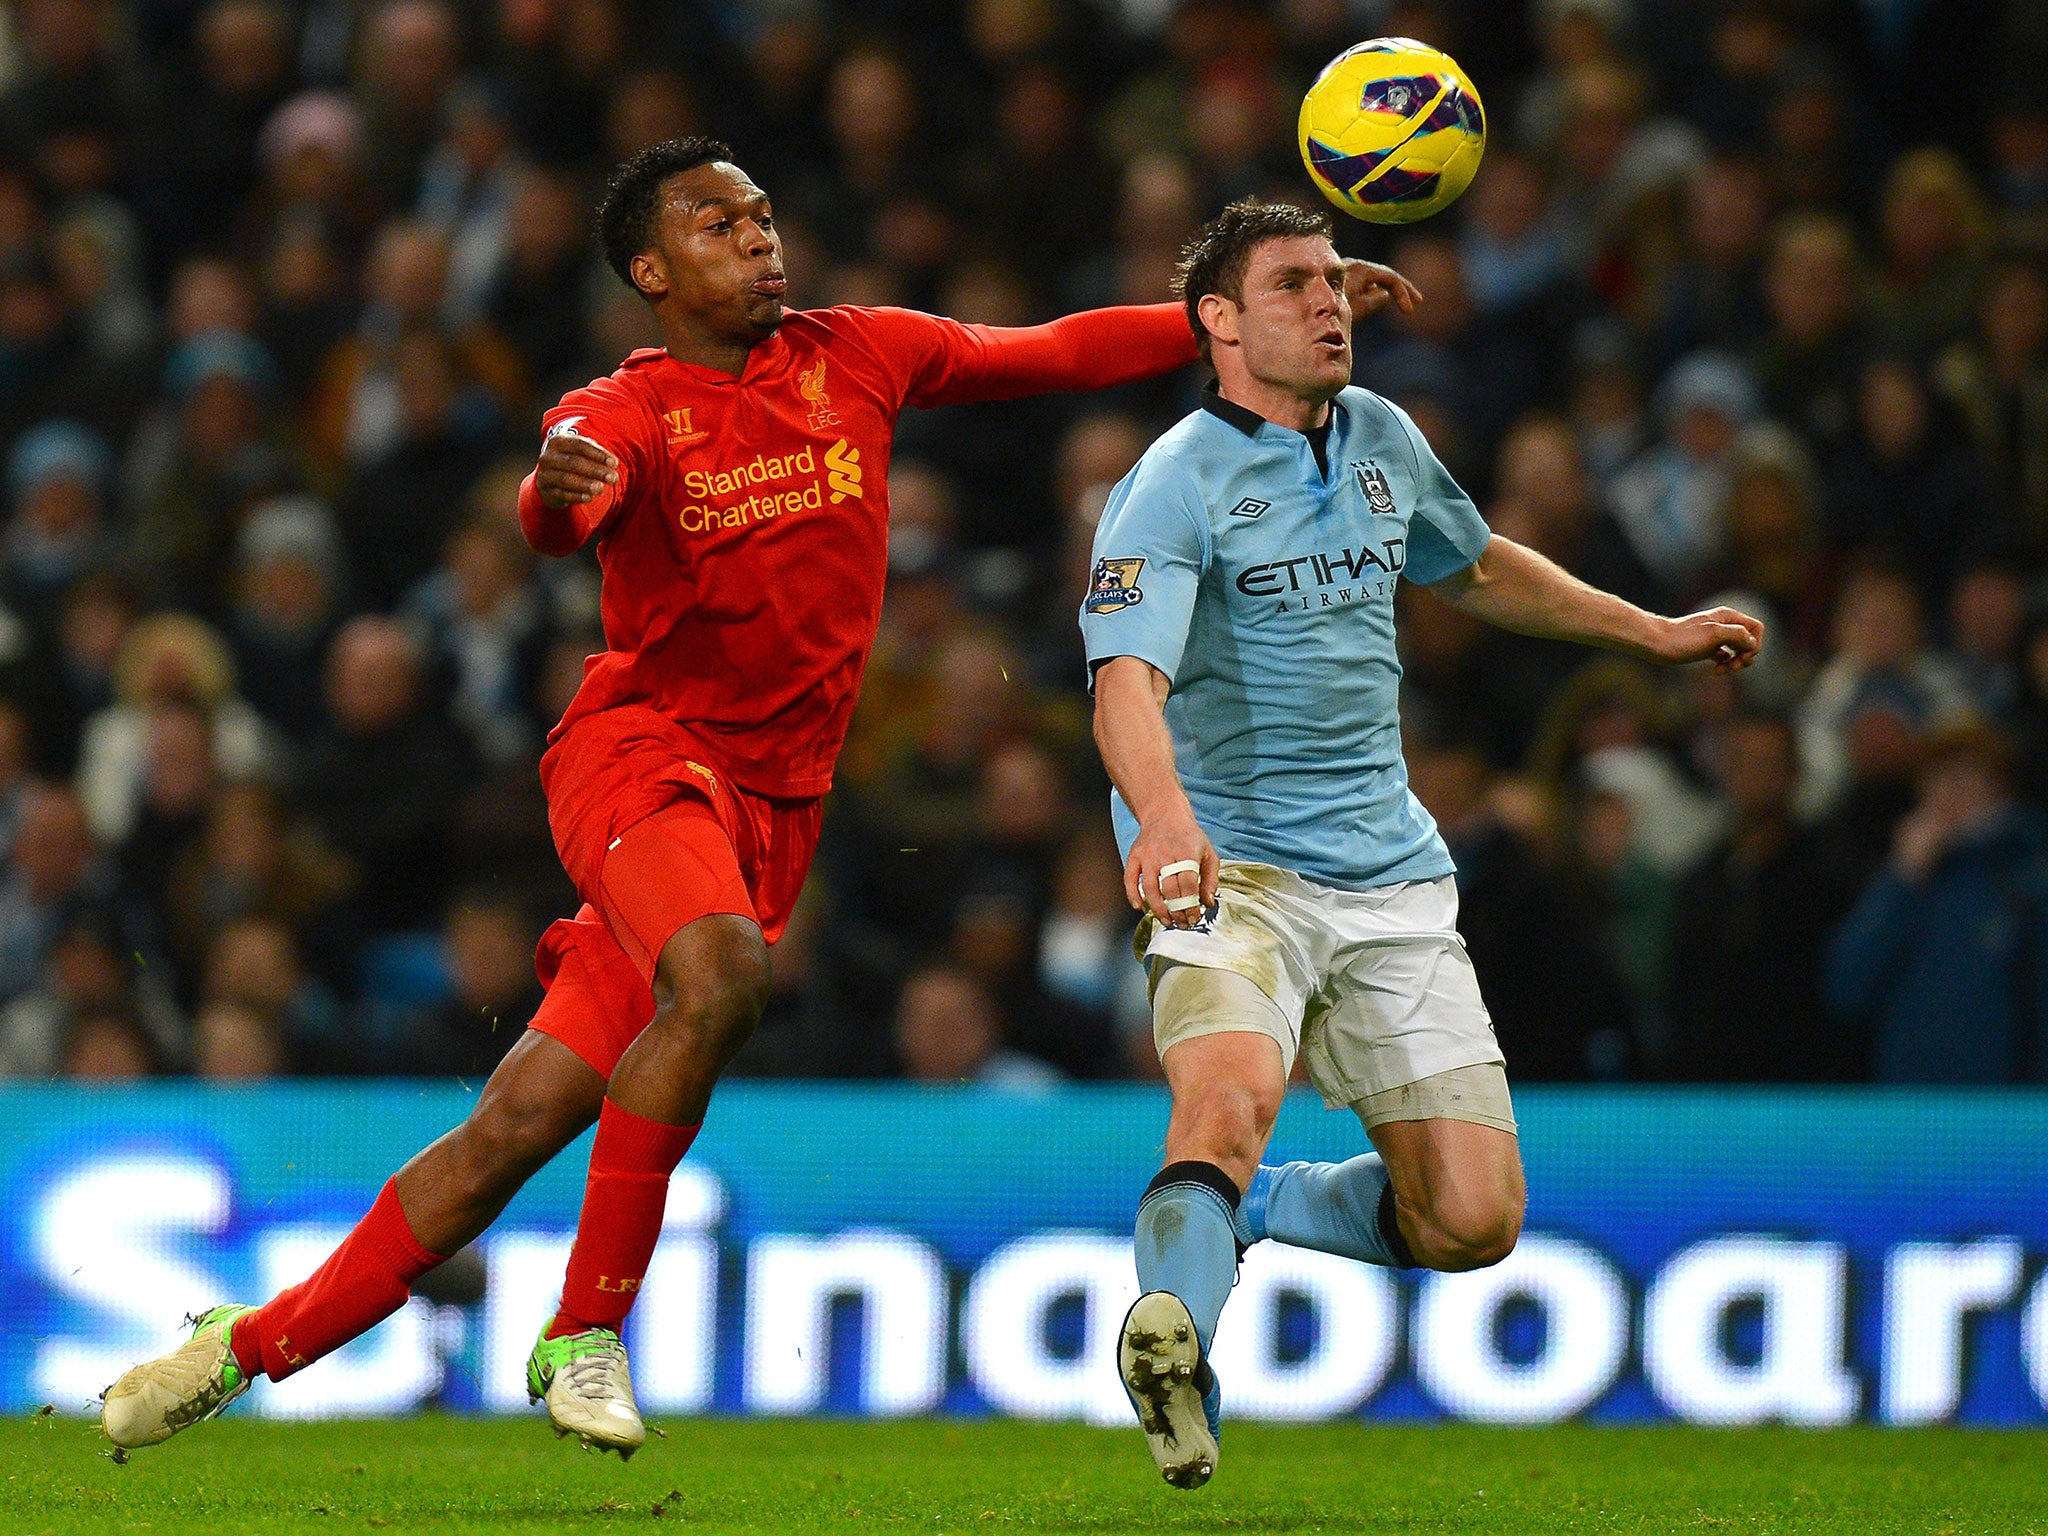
3,1084,2045,1427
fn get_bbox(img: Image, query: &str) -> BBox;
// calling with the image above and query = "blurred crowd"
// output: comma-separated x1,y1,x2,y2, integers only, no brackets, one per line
0,0,2042,1087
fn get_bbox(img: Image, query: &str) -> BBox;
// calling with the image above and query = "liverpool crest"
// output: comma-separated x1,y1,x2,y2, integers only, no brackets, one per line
799,358,840,430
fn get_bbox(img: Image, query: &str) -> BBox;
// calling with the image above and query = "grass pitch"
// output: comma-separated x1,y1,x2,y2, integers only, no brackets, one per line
4,1414,2045,1535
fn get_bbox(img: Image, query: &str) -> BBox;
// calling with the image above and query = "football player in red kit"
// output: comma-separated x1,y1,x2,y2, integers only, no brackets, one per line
102,137,1420,1457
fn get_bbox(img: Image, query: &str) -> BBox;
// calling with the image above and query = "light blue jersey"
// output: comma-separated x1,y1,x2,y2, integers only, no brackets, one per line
1080,384,1491,892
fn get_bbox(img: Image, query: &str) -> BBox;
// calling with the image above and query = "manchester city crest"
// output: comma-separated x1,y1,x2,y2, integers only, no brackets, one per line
1355,460,1396,516
1085,556,1146,614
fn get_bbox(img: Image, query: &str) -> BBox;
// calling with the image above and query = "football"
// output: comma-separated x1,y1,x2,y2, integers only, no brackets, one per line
1298,38,1486,224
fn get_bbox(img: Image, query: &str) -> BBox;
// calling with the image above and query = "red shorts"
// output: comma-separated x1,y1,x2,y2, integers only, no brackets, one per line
528,707,824,1078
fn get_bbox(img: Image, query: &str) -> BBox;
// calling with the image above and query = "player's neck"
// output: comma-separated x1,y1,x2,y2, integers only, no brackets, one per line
657,313,767,377
1213,372,1333,435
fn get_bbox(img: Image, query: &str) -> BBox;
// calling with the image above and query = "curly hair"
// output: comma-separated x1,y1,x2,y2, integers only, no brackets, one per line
597,136,736,294
1172,199,1334,360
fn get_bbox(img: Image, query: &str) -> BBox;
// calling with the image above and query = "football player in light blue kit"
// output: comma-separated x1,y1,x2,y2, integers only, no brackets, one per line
1083,201,1764,1489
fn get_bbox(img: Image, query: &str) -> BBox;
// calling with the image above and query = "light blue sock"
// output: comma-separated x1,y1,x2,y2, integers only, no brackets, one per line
1132,1162,1241,1350
1238,1154,1413,1268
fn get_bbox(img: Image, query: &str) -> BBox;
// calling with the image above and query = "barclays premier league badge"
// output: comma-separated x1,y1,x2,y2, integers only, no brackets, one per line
1086,557,1146,613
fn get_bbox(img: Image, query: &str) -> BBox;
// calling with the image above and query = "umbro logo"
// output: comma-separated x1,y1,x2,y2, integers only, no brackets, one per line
1230,497,1271,520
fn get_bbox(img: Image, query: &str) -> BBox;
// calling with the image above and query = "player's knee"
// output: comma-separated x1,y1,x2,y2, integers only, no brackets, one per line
1417,1183,1523,1271
649,921,771,1063
1177,1076,1281,1169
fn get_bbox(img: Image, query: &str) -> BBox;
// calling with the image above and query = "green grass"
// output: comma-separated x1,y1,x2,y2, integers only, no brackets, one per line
3,1414,2046,1536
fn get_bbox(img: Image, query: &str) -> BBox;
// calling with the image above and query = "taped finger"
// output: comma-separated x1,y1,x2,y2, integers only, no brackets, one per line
1158,860,1201,881
1164,893,1203,913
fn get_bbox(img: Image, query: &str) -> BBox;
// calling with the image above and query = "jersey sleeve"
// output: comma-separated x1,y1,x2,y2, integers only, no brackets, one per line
518,373,660,556
1383,398,1492,585
838,305,1198,411
1079,452,1209,691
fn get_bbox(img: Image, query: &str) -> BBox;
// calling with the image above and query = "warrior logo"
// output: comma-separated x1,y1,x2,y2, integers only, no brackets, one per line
1355,459,1396,516
663,407,709,446
1086,556,1146,614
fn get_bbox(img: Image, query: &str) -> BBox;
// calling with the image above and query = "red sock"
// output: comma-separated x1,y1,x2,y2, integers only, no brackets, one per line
230,1179,445,1382
548,1098,700,1338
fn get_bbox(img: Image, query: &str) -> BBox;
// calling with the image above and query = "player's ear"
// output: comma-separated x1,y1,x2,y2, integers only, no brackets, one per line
629,249,670,303
1198,292,1239,348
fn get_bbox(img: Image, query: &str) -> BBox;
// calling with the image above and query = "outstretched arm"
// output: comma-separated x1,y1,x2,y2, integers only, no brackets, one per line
1093,655,1217,930
905,260,1421,407
910,303,1199,407
1429,535,1765,670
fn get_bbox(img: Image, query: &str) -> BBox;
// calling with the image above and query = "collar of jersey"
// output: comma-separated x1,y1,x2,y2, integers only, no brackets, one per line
627,330,791,386
1200,381,1343,443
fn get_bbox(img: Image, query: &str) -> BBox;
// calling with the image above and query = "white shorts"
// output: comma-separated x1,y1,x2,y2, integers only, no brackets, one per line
1141,862,1508,1114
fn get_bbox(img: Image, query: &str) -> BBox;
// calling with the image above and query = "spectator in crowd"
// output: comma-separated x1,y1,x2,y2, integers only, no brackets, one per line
161,779,353,990
404,513,549,767
1797,558,1974,823
75,612,276,848
1,420,113,639
1947,557,2030,721
225,495,346,742
733,881,860,1077
1409,731,1634,1080
1872,148,1986,359
1646,154,1771,369
61,1008,158,1080
0,781,115,1006
1934,255,2048,539
1607,350,1758,599
1665,712,1859,1081
11,572,138,777
152,0,298,260
200,914,344,1070
1751,212,1866,462
124,330,293,613
193,998,287,1080
336,327,506,609
1715,421,1832,661
893,962,1060,1090
1825,354,1989,601
0,915,182,1077
297,615,468,930
1035,831,1146,1065
0,699,32,856
1826,724,2048,1083
1491,411,1656,610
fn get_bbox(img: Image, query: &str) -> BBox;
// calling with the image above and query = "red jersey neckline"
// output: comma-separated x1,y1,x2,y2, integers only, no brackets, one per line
621,329,794,387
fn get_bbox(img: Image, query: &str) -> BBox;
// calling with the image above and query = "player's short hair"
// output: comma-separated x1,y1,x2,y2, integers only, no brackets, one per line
597,135,736,294
1173,199,1335,361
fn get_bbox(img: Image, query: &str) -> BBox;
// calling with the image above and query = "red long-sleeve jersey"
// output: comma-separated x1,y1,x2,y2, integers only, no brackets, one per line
520,302,1198,803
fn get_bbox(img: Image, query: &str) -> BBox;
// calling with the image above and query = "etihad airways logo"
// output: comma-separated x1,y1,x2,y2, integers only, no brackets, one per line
1236,540,1405,612
678,439,862,534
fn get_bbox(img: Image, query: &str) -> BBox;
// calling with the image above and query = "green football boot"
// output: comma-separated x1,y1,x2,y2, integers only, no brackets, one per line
101,1304,257,1450
527,1326,645,1458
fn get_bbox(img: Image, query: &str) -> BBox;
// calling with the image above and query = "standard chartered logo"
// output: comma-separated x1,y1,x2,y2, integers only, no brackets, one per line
825,439,862,502
676,438,863,533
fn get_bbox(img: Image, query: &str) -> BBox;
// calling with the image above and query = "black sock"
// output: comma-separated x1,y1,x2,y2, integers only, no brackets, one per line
1376,1181,1418,1269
